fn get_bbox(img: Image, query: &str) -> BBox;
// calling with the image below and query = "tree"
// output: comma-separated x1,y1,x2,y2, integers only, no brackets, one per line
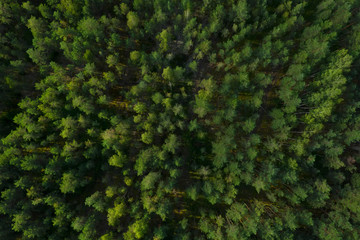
127,11,139,30
78,17,104,40
157,28,172,52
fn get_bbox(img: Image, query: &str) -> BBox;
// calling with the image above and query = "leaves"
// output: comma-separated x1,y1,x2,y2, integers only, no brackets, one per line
1,0,360,239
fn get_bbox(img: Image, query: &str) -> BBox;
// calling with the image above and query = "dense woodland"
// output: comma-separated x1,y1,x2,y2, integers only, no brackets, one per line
1,0,360,239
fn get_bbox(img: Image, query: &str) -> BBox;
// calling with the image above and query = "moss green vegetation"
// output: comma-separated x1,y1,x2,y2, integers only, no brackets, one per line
1,0,360,239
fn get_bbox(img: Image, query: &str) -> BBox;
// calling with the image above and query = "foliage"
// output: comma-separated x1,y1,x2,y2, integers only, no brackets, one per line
1,0,360,239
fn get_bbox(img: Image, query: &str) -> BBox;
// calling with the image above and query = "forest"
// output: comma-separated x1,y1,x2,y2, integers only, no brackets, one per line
1,0,360,239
